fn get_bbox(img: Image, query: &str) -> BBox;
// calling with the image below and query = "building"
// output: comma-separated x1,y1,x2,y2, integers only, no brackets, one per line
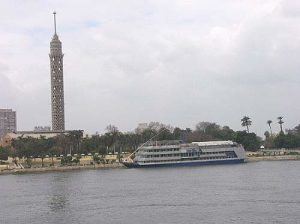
34,126,51,132
0,109,16,137
50,12,65,131
0,130,85,147
0,131,63,147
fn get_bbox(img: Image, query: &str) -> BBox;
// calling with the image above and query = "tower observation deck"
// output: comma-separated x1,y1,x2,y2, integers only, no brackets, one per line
49,12,65,131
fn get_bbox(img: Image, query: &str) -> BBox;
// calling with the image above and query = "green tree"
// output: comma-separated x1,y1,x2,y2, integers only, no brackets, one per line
105,125,120,154
204,123,221,138
38,136,50,167
241,116,252,133
267,120,273,136
292,124,300,135
67,130,83,155
264,131,275,149
141,128,158,142
277,116,284,134
156,128,174,141
173,127,182,140
235,131,260,151
196,122,212,133
55,134,69,156
219,126,235,140
12,136,33,167
49,146,62,166
192,122,235,142
0,146,10,161
274,132,300,149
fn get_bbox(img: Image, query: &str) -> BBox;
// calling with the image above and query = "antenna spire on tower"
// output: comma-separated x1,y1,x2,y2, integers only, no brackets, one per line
53,11,57,34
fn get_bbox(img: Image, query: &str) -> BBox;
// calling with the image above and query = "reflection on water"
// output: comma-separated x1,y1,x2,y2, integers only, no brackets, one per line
49,194,68,212
0,161,300,224
48,174,70,212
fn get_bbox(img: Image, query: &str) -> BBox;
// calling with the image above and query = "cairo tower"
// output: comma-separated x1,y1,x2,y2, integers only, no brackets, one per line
49,12,65,131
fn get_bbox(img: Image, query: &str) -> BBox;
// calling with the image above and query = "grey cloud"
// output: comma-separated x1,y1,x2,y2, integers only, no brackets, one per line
0,64,15,104
0,0,299,136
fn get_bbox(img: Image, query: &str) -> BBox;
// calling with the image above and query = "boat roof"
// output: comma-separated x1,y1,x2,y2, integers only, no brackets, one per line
143,140,182,146
192,141,234,147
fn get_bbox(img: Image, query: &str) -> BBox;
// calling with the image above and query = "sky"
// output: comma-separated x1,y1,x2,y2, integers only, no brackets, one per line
0,0,299,136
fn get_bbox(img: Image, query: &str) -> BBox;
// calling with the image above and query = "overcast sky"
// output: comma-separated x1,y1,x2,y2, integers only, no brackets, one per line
0,0,299,136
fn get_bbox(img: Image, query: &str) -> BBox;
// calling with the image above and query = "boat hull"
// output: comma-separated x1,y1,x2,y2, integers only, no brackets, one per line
122,159,245,168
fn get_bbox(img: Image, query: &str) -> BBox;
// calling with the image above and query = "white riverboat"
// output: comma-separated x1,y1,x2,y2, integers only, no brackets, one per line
122,140,245,168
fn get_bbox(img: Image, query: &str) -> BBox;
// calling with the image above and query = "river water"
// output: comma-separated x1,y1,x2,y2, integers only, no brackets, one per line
0,161,300,224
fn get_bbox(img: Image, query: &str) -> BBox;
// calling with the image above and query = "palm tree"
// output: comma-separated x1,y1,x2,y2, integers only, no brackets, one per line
66,130,83,155
104,125,120,154
277,116,284,133
49,146,62,166
267,120,273,136
241,116,252,133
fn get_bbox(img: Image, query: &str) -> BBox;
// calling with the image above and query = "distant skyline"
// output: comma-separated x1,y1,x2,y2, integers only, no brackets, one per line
0,0,299,136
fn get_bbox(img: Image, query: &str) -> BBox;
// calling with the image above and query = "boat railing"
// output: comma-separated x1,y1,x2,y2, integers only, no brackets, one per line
142,140,183,147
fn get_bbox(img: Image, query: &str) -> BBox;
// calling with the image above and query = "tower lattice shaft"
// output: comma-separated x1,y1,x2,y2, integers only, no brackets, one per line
49,12,65,131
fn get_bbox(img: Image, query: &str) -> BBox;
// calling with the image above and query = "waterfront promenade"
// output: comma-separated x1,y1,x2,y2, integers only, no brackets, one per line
1,153,300,175
0,163,124,175
0,154,125,175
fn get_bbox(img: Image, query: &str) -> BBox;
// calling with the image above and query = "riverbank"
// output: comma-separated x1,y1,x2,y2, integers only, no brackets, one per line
0,163,125,175
247,155,300,162
1,156,300,175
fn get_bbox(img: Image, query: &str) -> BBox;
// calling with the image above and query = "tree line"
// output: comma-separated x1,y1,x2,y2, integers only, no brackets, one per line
241,115,300,149
1,119,300,164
